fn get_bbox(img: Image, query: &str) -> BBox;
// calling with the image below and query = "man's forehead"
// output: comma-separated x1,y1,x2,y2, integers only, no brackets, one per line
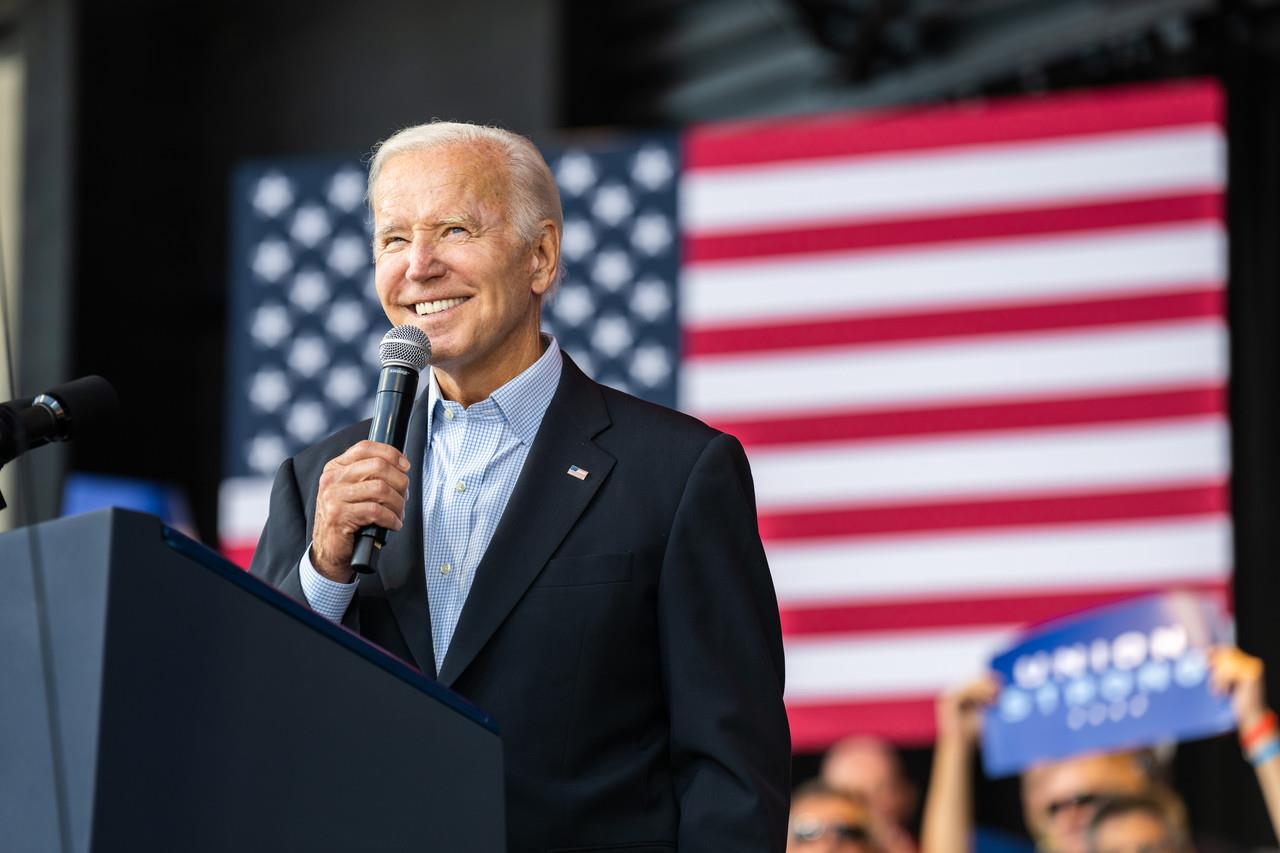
373,145,508,217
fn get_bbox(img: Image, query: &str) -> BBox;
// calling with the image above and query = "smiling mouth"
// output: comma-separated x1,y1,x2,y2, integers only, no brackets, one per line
414,297,469,316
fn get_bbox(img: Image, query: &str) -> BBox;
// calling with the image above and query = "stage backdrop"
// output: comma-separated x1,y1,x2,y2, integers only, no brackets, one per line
219,79,1229,750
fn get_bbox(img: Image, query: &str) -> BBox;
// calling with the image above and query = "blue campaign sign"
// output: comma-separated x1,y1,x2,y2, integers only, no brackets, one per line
981,593,1235,777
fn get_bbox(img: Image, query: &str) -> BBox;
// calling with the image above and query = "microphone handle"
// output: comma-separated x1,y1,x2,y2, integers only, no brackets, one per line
350,364,420,574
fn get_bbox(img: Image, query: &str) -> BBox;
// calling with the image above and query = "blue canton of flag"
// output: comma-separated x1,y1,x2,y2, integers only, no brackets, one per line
542,135,681,409
225,161,384,482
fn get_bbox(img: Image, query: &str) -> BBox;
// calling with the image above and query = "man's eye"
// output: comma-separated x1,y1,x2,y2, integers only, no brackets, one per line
444,226,468,236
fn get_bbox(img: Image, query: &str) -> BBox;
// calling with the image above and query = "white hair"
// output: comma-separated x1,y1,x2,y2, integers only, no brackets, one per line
366,121,563,246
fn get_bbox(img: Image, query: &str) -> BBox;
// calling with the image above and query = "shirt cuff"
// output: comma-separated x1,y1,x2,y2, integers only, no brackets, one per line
299,544,358,624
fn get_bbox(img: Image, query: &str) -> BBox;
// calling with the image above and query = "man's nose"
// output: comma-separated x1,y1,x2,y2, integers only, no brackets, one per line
406,236,446,281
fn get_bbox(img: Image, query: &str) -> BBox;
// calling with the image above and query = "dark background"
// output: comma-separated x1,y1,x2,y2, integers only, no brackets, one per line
4,0,1280,845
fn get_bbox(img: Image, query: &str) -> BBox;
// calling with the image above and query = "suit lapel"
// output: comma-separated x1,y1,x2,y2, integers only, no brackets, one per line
373,387,437,677
436,359,614,687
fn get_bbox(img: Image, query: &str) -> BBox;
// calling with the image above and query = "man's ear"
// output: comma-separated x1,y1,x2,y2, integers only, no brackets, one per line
529,220,560,296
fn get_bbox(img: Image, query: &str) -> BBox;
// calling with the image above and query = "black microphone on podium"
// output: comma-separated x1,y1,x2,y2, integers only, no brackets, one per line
350,325,431,574
0,375,119,467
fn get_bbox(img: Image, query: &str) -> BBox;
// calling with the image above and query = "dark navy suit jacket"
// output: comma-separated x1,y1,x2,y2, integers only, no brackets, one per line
250,355,791,852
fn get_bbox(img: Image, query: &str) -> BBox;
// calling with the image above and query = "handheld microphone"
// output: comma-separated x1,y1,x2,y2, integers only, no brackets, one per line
350,325,430,573
0,375,119,467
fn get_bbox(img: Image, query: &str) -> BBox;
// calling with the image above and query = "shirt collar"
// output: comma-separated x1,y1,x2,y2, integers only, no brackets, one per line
425,335,562,446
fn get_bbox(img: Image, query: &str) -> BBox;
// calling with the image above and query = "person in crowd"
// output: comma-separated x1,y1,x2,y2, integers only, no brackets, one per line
920,646,1280,852
1084,794,1193,853
822,736,920,852
790,779,884,853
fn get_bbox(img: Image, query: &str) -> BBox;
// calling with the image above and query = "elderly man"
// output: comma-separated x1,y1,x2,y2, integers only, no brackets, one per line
249,121,791,851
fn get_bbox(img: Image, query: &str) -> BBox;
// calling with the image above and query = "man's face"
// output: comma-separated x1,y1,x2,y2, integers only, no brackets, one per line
1022,754,1150,853
371,144,553,386
1090,811,1181,853
787,794,878,853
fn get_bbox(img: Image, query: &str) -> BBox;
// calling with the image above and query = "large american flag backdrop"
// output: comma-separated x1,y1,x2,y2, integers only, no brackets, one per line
220,79,1229,749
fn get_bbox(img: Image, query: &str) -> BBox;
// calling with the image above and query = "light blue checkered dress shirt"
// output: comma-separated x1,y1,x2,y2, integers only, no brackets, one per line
299,338,563,669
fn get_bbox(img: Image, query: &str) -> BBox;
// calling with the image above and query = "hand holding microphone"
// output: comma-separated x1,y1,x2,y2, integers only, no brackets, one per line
310,326,429,581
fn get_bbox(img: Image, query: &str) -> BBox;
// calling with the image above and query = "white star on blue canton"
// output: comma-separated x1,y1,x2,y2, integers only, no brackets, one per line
631,213,673,255
290,205,332,247
629,344,672,387
591,184,634,226
629,278,672,321
287,336,329,377
551,284,595,327
631,147,674,191
249,368,291,412
327,233,369,278
591,314,634,358
325,364,367,407
251,239,293,282
561,218,597,261
289,270,330,313
286,399,329,442
248,434,288,474
252,172,295,218
591,250,633,292
328,169,367,212
326,299,368,341
556,152,596,197
250,304,292,348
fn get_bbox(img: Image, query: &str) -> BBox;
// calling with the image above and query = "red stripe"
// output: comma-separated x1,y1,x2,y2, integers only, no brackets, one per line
780,579,1228,637
686,192,1222,263
688,79,1221,171
221,543,256,569
714,386,1226,449
787,695,940,749
686,287,1223,358
759,481,1228,542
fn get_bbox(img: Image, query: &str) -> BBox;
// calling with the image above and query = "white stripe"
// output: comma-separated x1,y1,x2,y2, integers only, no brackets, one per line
681,320,1228,418
683,125,1224,233
682,222,1225,326
769,516,1232,604
785,626,1016,699
218,477,273,541
749,417,1228,510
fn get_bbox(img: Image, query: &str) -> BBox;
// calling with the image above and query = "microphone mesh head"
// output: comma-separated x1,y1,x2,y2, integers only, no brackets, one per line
379,325,431,370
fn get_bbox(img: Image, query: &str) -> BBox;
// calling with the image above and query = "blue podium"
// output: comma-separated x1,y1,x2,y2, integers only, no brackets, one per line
0,508,505,852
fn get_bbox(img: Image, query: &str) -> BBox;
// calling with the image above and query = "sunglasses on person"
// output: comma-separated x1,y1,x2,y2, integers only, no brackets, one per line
1045,792,1105,818
790,818,872,844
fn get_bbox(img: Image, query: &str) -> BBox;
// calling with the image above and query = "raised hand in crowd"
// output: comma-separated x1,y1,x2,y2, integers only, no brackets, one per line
920,675,1000,853
1210,646,1280,841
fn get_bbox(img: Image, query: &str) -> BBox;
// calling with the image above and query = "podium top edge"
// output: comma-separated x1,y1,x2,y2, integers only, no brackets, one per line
36,508,500,737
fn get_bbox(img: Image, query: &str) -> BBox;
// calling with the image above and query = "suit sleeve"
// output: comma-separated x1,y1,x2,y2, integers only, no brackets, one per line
248,457,311,604
659,432,791,851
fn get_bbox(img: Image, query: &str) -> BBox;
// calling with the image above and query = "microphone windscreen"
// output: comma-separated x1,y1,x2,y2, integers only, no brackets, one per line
45,375,119,434
379,325,431,370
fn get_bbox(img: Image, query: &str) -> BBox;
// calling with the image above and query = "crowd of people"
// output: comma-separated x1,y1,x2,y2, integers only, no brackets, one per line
786,648,1280,853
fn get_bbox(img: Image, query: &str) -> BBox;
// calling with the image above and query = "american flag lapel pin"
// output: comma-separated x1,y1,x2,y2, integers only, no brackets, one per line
566,465,589,481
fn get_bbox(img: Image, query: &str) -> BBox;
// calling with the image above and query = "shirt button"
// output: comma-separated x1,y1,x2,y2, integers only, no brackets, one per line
441,562,452,575
455,480,466,492
444,409,454,421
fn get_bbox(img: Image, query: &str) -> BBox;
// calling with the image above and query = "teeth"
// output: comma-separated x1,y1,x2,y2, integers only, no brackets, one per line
414,297,468,316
